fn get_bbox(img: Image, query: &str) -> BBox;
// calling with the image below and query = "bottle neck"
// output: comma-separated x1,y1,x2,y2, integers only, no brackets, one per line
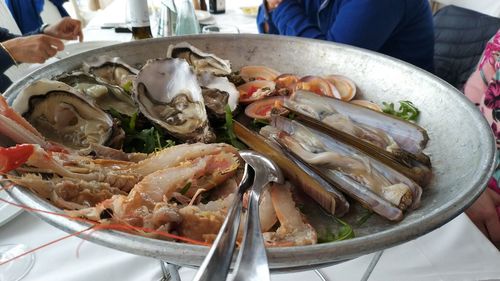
128,0,153,39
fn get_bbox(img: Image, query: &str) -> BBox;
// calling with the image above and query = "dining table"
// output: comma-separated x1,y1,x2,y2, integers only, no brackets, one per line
2,0,500,280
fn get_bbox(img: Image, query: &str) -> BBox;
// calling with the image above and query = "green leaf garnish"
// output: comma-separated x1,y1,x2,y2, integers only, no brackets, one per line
382,100,420,121
317,217,355,243
224,105,246,150
122,80,133,93
180,182,192,195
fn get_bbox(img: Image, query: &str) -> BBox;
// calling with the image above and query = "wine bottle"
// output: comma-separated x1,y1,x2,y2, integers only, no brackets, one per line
199,0,207,11
208,0,225,14
128,0,153,40
175,0,200,35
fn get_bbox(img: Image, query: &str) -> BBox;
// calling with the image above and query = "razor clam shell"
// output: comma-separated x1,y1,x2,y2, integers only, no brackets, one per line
287,107,432,187
166,42,232,75
12,79,114,149
286,90,429,155
272,116,423,210
234,121,349,216
133,58,214,143
54,71,137,116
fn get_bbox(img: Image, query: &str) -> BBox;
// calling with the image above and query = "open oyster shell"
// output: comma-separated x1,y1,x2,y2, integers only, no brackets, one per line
55,71,137,116
133,58,215,143
166,42,232,75
12,79,114,150
83,56,139,87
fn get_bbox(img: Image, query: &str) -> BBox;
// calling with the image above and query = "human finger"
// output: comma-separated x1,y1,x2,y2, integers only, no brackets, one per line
487,188,500,205
473,221,489,239
486,215,500,244
44,36,65,51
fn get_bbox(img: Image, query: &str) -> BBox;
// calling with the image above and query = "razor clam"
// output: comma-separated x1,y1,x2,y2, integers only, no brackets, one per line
198,71,239,119
268,116,423,216
133,58,215,143
83,56,139,87
55,71,137,116
285,90,431,183
285,90,429,156
166,42,232,75
12,79,113,150
233,121,349,216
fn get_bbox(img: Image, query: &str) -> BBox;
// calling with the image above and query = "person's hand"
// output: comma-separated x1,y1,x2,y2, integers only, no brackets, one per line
2,35,64,64
466,187,500,247
266,0,282,12
43,17,83,42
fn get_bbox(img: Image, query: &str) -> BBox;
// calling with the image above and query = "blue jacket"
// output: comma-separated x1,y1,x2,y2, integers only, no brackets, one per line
257,0,435,73
6,0,69,34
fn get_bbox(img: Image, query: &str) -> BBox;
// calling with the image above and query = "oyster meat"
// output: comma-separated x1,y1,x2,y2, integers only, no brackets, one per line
55,71,137,116
83,56,139,87
198,71,239,119
133,58,215,143
12,79,114,150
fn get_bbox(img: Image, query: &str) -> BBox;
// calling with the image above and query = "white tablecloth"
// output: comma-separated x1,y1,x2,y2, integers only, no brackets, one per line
434,0,500,17
1,209,500,281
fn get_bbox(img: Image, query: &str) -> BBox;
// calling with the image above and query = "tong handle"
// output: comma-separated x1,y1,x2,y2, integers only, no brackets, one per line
192,196,243,281
232,178,271,281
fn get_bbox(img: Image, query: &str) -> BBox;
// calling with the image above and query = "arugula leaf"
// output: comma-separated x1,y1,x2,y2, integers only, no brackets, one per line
317,217,355,243
356,209,373,226
382,100,420,121
180,182,192,195
122,80,133,93
224,105,246,149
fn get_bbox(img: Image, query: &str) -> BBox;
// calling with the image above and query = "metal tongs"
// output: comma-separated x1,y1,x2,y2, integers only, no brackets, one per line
193,150,284,281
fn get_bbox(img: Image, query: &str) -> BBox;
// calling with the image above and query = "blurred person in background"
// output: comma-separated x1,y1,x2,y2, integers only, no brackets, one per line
464,29,500,248
0,16,83,92
5,0,70,34
257,0,434,72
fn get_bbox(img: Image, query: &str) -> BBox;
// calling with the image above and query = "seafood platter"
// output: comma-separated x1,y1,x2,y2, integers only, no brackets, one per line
0,35,495,271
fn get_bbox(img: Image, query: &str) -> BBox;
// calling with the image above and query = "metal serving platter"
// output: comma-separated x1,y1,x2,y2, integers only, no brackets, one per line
3,34,496,271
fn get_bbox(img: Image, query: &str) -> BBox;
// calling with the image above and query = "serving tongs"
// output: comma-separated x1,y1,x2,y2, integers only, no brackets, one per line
193,150,284,281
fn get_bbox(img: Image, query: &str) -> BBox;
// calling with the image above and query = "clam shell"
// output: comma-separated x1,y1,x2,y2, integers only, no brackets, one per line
238,65,281,82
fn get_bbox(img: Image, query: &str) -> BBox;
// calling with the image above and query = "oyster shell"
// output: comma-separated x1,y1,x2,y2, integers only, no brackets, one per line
83,56,139,87
55,71,137,116
133,58,215,143
12,79,114,150
198,71,239,119
166,42,232,75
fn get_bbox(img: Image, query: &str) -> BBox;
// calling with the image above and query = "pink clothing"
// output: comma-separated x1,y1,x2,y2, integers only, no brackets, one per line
464,30,500,147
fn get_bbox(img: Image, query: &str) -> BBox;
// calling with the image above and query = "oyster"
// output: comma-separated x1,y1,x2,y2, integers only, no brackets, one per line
12,79,113,150
83,56,139,87
166,42,232,75
55,71,137,116
198,71,239,119
133,58,215,143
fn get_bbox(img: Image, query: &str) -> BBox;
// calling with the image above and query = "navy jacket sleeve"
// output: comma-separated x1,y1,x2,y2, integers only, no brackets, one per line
268,0,405,51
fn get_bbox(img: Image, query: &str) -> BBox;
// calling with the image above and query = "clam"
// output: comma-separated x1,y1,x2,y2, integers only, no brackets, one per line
238,65,281,82
323,75,356,101
295,76,341,99
233,121,349,216
237,80,276,104
285,90,430,165
133,58,215,143
166,42,231,75
83,56,139,87
267,116,424,220
12,79,114,150
54,71,137,116
244,96,289,120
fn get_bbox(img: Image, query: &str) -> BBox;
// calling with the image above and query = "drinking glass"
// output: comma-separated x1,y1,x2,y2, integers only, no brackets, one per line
0,244,35,281
201,24,240,34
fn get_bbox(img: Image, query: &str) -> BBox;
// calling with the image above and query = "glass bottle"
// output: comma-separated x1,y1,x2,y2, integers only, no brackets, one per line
208,0,225,14
174,0,200,35
128,0,153,40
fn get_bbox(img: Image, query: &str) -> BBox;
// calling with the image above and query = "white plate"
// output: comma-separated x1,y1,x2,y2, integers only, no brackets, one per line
195,10,213,23
55,41,121,60
0,190,23,228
